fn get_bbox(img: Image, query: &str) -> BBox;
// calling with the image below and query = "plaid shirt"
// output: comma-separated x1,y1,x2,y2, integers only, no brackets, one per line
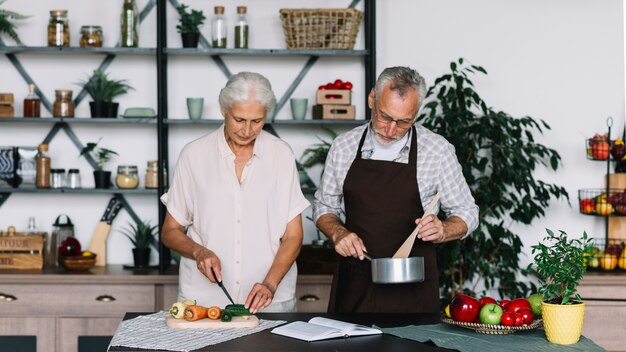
312,123,479,237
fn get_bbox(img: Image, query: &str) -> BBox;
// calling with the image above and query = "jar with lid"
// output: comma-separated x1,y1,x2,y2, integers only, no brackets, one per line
121,0,139,47
67,169,81,189
50,168,66,189
53,89,74,117
35,144,51,189
234,6,248,49
80,25,103,48
116,165,139,189
48,10,70,47
211,6,227,48
145,160,167,189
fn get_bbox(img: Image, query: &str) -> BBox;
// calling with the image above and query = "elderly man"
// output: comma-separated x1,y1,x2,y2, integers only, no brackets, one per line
162,72,310,313
313,66,479,313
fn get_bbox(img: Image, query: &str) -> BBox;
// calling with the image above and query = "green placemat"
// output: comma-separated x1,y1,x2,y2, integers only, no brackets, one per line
381,324,606,352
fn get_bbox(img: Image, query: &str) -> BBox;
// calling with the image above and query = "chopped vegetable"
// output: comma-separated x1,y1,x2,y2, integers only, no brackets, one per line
225,304,251,316
184,305,208,321
169,302,188,319
220,310,233,322
207,306,222,320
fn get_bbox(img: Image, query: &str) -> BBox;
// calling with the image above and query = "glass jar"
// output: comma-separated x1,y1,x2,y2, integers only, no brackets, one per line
48,10,70,47
53,89,74,117
145,160,167,189
116,165,139,189
121,0,138,48
50,168,66,189
79,25,103,48
234,6,248,49
67,169,81,189
211,6,227,48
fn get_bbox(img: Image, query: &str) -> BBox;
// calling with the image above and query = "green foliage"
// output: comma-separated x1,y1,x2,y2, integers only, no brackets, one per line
416,58,569,302
120,221,158,249
300,126,337,169
0,0,29,45
77,69,134,103
176,4,206,34
80,138,118,171
528,229,592,304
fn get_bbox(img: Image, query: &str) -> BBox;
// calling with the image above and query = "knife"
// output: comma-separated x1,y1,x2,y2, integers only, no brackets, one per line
211,267,235,305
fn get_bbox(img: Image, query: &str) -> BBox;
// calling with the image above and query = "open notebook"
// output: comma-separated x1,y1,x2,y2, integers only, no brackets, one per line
270,317,382,342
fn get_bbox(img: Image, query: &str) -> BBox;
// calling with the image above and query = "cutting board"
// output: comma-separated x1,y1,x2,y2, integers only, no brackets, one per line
165,315,259,329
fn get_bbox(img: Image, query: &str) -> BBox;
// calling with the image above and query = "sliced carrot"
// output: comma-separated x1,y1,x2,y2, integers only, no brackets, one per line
207,306,222,320
184,305,208,321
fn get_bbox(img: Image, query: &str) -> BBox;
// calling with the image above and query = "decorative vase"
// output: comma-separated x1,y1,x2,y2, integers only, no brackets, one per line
93,170,112,189
542,300,585,344
132,247,151,267
181,32,200,48
89,102,119,118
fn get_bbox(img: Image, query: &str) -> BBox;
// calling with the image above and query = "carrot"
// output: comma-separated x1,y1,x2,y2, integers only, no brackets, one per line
184,305,208,321
207,306,222,320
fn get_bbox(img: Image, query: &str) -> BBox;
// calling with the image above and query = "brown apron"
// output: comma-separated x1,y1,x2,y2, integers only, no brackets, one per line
327,126,439,313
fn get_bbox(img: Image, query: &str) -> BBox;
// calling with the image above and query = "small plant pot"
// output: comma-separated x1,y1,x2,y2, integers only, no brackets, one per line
93,170,112,189
90,102,119,118
542,300,585,344
132,247,151,267
181,32,200,48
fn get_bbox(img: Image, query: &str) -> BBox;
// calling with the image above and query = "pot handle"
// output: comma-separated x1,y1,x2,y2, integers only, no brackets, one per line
363,252,373,261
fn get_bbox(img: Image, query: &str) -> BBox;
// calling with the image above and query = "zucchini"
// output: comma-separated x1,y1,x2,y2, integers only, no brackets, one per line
221,310,233,322
224,304,251,316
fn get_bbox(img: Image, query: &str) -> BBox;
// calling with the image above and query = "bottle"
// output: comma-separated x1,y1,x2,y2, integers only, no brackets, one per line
27,217,37,236
211,6,227,48
23,84,41,118
52,89,74,117
234,6,248,49
121,0,138,48
48,10,70,47
36,144,51,189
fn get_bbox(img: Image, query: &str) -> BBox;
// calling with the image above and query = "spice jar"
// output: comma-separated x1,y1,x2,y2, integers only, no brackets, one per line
67,169,81,189
79,25,103,48
50,168,66,189
48,10,70,47
53,89,74,117
145,160,167,189
116,165,139,189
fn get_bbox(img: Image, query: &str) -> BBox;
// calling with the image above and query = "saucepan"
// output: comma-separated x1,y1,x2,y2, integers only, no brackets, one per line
364,253,424,284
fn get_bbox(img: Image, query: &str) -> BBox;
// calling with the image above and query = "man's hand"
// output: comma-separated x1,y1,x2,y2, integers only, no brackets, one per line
194,248,222,282
244,282,275,314
416,214,445,243
333,230,368,260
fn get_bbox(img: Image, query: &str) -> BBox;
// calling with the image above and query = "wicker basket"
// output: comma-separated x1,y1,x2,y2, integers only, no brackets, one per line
279,8,363,50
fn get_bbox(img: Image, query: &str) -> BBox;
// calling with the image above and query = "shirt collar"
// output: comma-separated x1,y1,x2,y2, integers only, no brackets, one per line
363,122,413,159
217,124,265,159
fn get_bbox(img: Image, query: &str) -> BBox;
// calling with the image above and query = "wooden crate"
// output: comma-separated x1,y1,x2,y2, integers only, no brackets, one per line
0,233,46,269
316,89,351,105
312,104,355,120
0,93,14,117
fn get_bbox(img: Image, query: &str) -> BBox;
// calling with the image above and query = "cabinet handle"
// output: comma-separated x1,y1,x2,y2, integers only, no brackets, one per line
299,294,319,302
1,294,17,301
96,295,116,302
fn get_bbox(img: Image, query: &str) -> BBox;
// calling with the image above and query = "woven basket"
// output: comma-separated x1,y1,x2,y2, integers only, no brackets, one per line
440,317,543,335
279,8,363,50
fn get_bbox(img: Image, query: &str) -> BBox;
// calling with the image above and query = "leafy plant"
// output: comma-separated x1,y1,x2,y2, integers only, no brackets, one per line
300,126,337,170
80,138,118,171
77,69,134,103
176,4,206,34
416,58,569,302
528,229,592,305
0,0,29,45
120,221,158,249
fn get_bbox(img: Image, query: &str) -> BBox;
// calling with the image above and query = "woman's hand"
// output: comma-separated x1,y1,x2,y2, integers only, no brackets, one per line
194,248,222,282
244,282,275,314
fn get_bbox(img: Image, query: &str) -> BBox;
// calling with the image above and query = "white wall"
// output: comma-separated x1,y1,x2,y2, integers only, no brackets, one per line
1,0,623,272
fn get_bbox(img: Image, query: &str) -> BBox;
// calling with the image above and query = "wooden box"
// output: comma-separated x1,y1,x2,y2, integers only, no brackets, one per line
316,89,351,105
0,93,15,117
0,233,46,269
312,104,356,120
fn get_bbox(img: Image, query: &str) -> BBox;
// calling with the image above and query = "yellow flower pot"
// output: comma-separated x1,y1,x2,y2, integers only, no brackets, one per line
541,301,585,344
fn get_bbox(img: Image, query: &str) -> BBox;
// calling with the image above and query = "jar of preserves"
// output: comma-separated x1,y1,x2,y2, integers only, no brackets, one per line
145,160,167,189
79,25,103,48
116,165,139,189
53,89,74,117
48,10,70,47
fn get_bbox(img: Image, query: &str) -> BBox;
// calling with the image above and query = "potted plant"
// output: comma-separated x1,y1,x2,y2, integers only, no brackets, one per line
527,229,592,344
0,0,29,45
300,126,337,176
80,139,118,189
119,220,158,267
77,69,133,118
176,4,206,48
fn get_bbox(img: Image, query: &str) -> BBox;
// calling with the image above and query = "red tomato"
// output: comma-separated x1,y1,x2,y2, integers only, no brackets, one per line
325,83,335,89
517,308,534,325
499,299,510,310
500,311,515,326
343,81,353,90
318,85,327,90
513,313,524,326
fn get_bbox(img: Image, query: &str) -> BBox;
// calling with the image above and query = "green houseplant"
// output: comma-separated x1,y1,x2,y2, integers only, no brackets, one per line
0,0,29,45
80,139,118,189
77,69,133,118
176,4,206,48
416,58,569,302
528,229,592,344
120,220,158,267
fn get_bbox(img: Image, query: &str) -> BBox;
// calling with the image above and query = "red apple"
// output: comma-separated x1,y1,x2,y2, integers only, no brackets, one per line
479,296,498,308
500,311,515,326
506,298,531,313
450,294,480,323
513,313,524,326
517,308,534,325
499,299,510,310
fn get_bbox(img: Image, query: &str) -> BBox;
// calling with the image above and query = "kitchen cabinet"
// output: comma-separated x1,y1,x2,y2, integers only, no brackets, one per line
295,275,332,312
0,317,55,352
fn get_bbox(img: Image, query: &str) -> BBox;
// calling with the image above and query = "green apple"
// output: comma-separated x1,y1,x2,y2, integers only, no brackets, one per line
479,303,503,325
527,293,543,316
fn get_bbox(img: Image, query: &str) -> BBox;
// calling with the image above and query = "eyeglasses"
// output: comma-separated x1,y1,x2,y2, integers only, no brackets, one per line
374,110,414,129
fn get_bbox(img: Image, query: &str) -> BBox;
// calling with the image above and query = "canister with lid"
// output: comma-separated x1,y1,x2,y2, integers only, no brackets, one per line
48,10,70,47
52,89,74,117
116,165,139,189
80,25,103,48
145,160,167,189
67,169,81,189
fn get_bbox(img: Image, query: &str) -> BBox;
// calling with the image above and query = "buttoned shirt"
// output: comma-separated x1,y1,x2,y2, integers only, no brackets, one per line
313,123,479,237
161,125,310,308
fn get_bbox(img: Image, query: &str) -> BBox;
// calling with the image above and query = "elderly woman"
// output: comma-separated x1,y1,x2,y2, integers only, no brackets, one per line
161,72,310,313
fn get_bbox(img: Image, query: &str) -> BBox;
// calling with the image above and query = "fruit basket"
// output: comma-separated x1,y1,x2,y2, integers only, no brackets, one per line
585,238,626,272
586,135,626,161
58,253,97,271
578,188,626,216
440,317,543,335
279,8,363,50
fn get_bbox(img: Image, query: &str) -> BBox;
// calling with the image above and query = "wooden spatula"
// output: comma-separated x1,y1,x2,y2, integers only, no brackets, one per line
392,192,441,259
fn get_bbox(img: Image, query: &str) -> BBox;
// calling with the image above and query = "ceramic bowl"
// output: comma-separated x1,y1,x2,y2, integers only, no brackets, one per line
59,253,97,271
121,107,156,118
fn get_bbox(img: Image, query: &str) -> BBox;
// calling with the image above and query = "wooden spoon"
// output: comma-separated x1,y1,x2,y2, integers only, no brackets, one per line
392,192,441,259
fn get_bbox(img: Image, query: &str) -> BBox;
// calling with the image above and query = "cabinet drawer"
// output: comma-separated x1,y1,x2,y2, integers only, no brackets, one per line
296,283,331,313
0,284,154,317
579,284,626,300
582,304,626,351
